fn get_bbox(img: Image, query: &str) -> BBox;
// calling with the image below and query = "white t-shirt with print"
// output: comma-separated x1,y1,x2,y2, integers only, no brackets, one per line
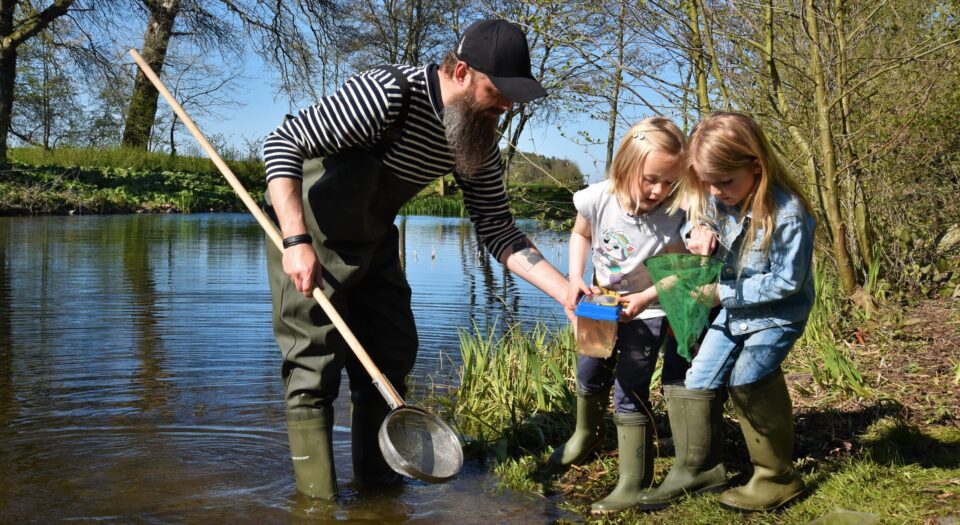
573,180,685,319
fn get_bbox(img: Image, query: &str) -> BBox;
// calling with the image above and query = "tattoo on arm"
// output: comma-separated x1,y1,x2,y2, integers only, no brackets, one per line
510,238,545,272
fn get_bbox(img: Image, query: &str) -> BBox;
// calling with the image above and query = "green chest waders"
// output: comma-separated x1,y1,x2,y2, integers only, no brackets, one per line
265,66,425,495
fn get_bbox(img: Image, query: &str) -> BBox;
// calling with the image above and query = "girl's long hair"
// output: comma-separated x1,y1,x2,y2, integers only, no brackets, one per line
608,117,687,214
682,112,813,259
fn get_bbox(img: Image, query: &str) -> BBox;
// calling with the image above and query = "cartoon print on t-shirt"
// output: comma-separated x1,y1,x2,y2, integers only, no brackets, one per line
596,228,636,287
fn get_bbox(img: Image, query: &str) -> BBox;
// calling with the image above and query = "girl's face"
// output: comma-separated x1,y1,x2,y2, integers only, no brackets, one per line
697,161,760,206
629,150,682,213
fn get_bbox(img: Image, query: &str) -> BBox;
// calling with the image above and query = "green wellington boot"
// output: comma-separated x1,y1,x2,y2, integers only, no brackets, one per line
720,370,805,511
636,386,728,510
287,406,338,500
351,400,403,486
590,412,654,514
549,389,610,467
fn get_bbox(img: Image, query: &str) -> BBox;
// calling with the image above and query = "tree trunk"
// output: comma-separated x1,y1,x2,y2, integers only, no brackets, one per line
832,0,874,278
0,48,15,165
699,0,730,110
0,0,17,165
806,0,860,297
763,0,820,218
684,0,710,115
122,0,181,149
605,0,626,173
42,39,51,150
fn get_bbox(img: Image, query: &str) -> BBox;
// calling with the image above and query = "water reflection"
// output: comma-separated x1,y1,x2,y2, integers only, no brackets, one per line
0,214,574,523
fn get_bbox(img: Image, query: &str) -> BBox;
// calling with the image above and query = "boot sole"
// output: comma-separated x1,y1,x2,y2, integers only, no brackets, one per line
590,505,635,515
636,482,730,511
719,487,804,513
548,440,604,468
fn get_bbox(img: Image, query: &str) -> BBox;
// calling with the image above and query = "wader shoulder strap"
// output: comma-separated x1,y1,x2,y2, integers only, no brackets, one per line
370,65,412,160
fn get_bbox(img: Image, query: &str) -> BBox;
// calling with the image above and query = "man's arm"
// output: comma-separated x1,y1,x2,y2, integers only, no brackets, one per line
499,237,569,307
263,68,403,296
268,177,320,296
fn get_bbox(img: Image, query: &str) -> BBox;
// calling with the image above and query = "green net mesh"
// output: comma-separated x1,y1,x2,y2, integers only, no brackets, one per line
644,253,724,362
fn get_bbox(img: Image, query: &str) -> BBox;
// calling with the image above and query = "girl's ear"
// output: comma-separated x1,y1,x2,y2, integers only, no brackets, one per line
753,158,762,177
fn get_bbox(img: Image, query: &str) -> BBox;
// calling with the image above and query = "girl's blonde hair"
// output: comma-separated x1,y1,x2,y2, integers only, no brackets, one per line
608,117,688,214
682,111,813,259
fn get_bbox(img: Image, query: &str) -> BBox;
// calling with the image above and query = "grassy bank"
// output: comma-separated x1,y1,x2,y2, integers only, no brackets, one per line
1,147,577,225
1,147,264,214
437,270,960,524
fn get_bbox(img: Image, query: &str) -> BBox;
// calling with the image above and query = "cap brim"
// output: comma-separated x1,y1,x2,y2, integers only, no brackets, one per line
488,75,547,104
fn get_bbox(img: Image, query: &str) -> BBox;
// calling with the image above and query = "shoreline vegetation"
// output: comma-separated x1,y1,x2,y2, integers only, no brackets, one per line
438,296,960,524
4,147,958,523
0,147,578,229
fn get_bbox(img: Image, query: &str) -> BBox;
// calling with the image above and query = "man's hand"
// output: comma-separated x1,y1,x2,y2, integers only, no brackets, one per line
566,277,593,311
283,243,323,297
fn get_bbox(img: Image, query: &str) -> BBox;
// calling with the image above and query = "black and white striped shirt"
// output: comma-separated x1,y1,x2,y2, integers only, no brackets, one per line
263,64,525,260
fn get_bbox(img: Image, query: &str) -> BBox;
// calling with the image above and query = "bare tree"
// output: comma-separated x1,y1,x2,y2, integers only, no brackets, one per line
0,0,76,164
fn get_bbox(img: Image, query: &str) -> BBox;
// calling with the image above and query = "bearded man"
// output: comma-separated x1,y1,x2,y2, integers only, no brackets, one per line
262,19,570,500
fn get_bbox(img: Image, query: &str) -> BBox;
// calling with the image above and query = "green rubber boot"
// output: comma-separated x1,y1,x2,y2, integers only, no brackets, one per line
719,370,805,511
548,389,610,467
351,400,403,486
636,386,728,510
590,412,654,514
287,406,338,500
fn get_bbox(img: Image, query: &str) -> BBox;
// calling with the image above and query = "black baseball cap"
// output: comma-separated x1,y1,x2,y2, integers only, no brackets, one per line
455,19,547,103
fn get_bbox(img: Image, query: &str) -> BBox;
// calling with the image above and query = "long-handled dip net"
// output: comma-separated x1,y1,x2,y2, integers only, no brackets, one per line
644,254,724,362
128,49,463,483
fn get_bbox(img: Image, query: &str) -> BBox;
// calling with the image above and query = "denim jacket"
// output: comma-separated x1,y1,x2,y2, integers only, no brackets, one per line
684,188,816,336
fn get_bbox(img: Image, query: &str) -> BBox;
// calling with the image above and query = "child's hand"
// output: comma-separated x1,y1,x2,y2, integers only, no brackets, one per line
693,283,721,306
688,224,717,255
618,292,650,321
566,278,593,311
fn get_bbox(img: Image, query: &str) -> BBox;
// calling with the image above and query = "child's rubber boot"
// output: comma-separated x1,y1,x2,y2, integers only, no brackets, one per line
351,399,403,486
636,386,728,510
287,406,338,500
590,412,653,514
719,369,805,511
548,389,610,467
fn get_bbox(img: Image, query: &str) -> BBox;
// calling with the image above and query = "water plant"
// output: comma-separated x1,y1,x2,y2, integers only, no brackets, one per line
441,322,578,460
799,261,870,397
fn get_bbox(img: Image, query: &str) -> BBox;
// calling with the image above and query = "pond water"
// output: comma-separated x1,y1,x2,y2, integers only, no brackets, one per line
0,213,580,523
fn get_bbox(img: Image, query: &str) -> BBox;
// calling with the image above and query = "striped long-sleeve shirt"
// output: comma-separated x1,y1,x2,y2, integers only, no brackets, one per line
263,64,526,261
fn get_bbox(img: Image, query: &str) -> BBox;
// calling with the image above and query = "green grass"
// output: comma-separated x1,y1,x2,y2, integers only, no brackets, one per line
480,361,960,524
441,271,959,523
8,146,264,184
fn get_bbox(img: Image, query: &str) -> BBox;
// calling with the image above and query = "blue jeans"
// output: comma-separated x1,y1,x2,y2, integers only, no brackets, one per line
685,309,806,389
577,317,689,414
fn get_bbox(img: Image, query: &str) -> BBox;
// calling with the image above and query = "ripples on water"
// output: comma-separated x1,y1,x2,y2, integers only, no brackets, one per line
0,214,575,523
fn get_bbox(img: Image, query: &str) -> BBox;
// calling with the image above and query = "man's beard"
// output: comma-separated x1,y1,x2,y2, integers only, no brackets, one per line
443,87,500,178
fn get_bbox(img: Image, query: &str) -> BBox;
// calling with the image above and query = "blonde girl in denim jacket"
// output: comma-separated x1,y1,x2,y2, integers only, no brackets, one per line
638,112,816,512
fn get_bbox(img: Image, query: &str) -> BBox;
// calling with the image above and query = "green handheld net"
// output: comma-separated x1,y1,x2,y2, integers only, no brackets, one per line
644,253,724,362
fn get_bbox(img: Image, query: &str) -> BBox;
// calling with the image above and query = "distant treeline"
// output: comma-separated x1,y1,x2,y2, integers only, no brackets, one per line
505,151,584,189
